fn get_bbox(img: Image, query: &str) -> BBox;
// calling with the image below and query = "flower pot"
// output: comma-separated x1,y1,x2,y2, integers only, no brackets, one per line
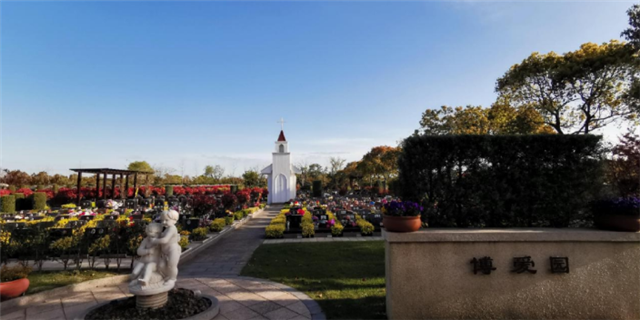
383,215,421,233
594,214,640,232
0,278,30,300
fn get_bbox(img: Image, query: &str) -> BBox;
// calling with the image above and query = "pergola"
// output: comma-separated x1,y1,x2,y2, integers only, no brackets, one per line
69,168,153,204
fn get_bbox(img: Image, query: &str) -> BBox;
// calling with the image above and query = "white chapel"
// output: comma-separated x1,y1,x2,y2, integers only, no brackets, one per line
261,127,301,204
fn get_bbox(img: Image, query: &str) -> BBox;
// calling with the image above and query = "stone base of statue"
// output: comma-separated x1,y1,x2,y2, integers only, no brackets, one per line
128,272,175,308
136,292,169,309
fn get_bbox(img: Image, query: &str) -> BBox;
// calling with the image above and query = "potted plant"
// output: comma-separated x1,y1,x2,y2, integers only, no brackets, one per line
592,197,640,232
0,265,31,300
382,201,423,232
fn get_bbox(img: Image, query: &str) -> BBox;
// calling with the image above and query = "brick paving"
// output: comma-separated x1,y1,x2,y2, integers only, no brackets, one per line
1,205,326,320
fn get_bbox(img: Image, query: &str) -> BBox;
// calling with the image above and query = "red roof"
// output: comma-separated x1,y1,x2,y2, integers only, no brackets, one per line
277,130,286,141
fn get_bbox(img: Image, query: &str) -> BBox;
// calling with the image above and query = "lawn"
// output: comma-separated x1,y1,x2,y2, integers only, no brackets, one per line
241,241,386,320
27,269,124,295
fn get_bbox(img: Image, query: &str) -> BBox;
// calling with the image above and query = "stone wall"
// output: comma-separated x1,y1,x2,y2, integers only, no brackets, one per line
384,229,640,319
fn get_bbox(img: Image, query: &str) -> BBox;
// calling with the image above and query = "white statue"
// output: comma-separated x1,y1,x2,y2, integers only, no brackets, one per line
129,209,181,295
130,222,162,286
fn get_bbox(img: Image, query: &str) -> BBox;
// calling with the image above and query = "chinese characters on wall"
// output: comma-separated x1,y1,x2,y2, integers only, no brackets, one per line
470,256,570,275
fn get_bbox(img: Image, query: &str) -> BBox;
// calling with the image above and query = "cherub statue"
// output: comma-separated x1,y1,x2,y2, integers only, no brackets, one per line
130,222,163,287
151,209,181,287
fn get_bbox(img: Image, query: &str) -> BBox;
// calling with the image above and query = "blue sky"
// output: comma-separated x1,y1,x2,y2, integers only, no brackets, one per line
0,1,634,176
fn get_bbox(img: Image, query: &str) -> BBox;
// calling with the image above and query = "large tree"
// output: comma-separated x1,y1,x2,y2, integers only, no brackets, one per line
419,100,554,135
496,41,638,134
203,165,225,181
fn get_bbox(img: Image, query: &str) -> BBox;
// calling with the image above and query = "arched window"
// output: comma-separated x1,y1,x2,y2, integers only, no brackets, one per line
279,144,285,153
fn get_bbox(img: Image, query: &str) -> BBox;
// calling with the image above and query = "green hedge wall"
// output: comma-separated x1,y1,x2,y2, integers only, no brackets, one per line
312,180,322,198
398,135,604,228
1,195,16,213
33,192,47,211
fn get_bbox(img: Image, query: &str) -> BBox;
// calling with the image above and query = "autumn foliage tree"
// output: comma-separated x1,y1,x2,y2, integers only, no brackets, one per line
496,41,638,134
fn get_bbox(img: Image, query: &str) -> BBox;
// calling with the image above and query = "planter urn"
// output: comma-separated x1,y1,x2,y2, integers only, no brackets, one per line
383,215,421,232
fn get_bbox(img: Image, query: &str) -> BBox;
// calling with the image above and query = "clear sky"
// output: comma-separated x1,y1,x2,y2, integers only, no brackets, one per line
0,1,634,176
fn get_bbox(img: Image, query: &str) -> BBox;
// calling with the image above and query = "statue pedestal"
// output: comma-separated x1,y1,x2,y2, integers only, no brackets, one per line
129,276,175,309
136,292,168,309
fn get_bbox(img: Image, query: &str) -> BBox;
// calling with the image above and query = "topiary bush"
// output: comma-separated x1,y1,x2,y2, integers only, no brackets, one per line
398,134,605,228
234,211,244,221
209,219,226,232
1,195,16,213
166,185,174,197
33,192,47,211
224,215,234,226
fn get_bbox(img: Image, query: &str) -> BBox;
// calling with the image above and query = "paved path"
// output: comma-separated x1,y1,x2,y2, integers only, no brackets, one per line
1,205,326,320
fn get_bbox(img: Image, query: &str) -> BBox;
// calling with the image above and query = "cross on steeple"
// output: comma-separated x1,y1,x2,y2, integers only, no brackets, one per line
278,118,285,130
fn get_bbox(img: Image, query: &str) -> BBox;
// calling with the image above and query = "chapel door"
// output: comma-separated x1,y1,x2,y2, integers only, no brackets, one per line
275,174,287,203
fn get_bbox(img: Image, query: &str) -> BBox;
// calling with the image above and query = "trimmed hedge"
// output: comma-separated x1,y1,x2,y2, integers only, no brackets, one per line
1,195,16,213
14,193,32,211
33,192,47,211
398,135,604,228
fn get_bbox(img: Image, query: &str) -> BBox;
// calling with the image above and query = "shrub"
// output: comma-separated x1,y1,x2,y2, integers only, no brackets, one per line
301,222,315,237
224,215,234,226
331,224,344,236
398,134,604,228
210,218,226,232
312,180,322,198
357,219,374,235
265,225,285,238
9,186,16,192
14,193,32,211
62,203,77,209
33,192,47,211
0,265,32,282
260,204,266,209
191,227,208,241
234,211,244,221
166,185,174,197
179,236,190,250
1,195,16,213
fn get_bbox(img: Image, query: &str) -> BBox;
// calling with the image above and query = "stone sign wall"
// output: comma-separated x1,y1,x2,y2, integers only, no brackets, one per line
384,229,640,319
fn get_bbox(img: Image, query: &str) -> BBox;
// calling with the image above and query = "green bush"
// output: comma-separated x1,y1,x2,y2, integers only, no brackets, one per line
166,185,174,197
234,211,244,220
9,186,16,192
331,224,344,236
191,227,208,241
312,180,322,198
179,236,189,250
398,134,605,228
224,215,234,226
265,225,285,238
301,222,315,238
14,193,24,200
357,219,374,235
62,203,77,209
33,192,47,211
260,204,266,209
37,185,45,191
1,195,16,213
210,218,226,232
53,184,60,194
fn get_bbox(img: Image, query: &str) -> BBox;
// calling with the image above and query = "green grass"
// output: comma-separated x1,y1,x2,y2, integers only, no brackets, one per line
241,241,386,320
27,270,123,295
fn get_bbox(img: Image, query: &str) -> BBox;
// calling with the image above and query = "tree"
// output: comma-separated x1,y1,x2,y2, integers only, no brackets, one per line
127,161,154,185
327,157,347,190
496,41,638,134
203,165,225,181
621,4,640,114
360,146,401,186
0,170,31,187
622,4,640,51
329,157,346,175
31,171,50,186
607,130,640,197
242,170,266,188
